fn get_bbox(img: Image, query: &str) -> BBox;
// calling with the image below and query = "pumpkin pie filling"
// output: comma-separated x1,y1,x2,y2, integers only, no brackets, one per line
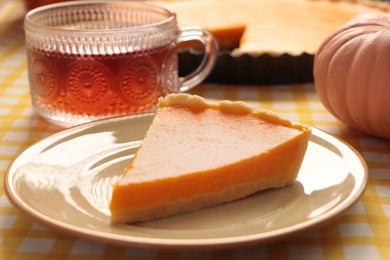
156,0,389,54
110,94,311,223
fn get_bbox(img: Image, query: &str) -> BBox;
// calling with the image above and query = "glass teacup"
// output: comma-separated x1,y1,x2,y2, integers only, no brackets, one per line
24,1,218,126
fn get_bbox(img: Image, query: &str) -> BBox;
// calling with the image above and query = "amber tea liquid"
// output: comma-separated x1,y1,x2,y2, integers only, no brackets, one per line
27,45,178,125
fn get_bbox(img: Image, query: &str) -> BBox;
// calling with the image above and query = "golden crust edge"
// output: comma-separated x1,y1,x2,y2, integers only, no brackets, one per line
160,93,311,133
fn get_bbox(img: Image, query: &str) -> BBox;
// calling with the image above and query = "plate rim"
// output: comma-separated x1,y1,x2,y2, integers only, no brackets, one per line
4,113,369,250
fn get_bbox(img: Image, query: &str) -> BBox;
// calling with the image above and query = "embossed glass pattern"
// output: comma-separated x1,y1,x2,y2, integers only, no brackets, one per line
24,1,217,126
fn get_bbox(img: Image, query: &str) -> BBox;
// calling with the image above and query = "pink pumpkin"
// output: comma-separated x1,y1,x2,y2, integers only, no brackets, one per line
314,13,390,139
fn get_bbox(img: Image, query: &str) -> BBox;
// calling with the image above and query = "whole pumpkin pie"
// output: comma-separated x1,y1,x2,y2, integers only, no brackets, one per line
110,93,311,223
154,0,390,84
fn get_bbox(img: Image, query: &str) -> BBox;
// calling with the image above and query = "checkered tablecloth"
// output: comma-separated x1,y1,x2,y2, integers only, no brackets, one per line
0,1,389,259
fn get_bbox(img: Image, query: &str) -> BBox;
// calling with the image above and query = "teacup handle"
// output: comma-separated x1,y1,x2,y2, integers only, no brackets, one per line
177,26,219,92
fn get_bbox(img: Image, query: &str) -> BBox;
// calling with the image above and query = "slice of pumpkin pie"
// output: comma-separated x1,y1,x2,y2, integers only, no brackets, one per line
110,93,311,223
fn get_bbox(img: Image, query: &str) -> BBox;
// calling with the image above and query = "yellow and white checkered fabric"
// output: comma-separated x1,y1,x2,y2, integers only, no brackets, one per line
0,1,389,259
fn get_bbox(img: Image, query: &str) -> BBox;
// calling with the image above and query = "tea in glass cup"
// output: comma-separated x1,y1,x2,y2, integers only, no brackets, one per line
24,1,218,126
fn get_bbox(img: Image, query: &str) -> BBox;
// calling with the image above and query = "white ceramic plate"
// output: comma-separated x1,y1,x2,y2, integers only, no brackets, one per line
4,113,368,250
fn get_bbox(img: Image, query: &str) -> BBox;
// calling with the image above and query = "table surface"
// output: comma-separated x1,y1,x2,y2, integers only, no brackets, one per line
0,1,389,259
